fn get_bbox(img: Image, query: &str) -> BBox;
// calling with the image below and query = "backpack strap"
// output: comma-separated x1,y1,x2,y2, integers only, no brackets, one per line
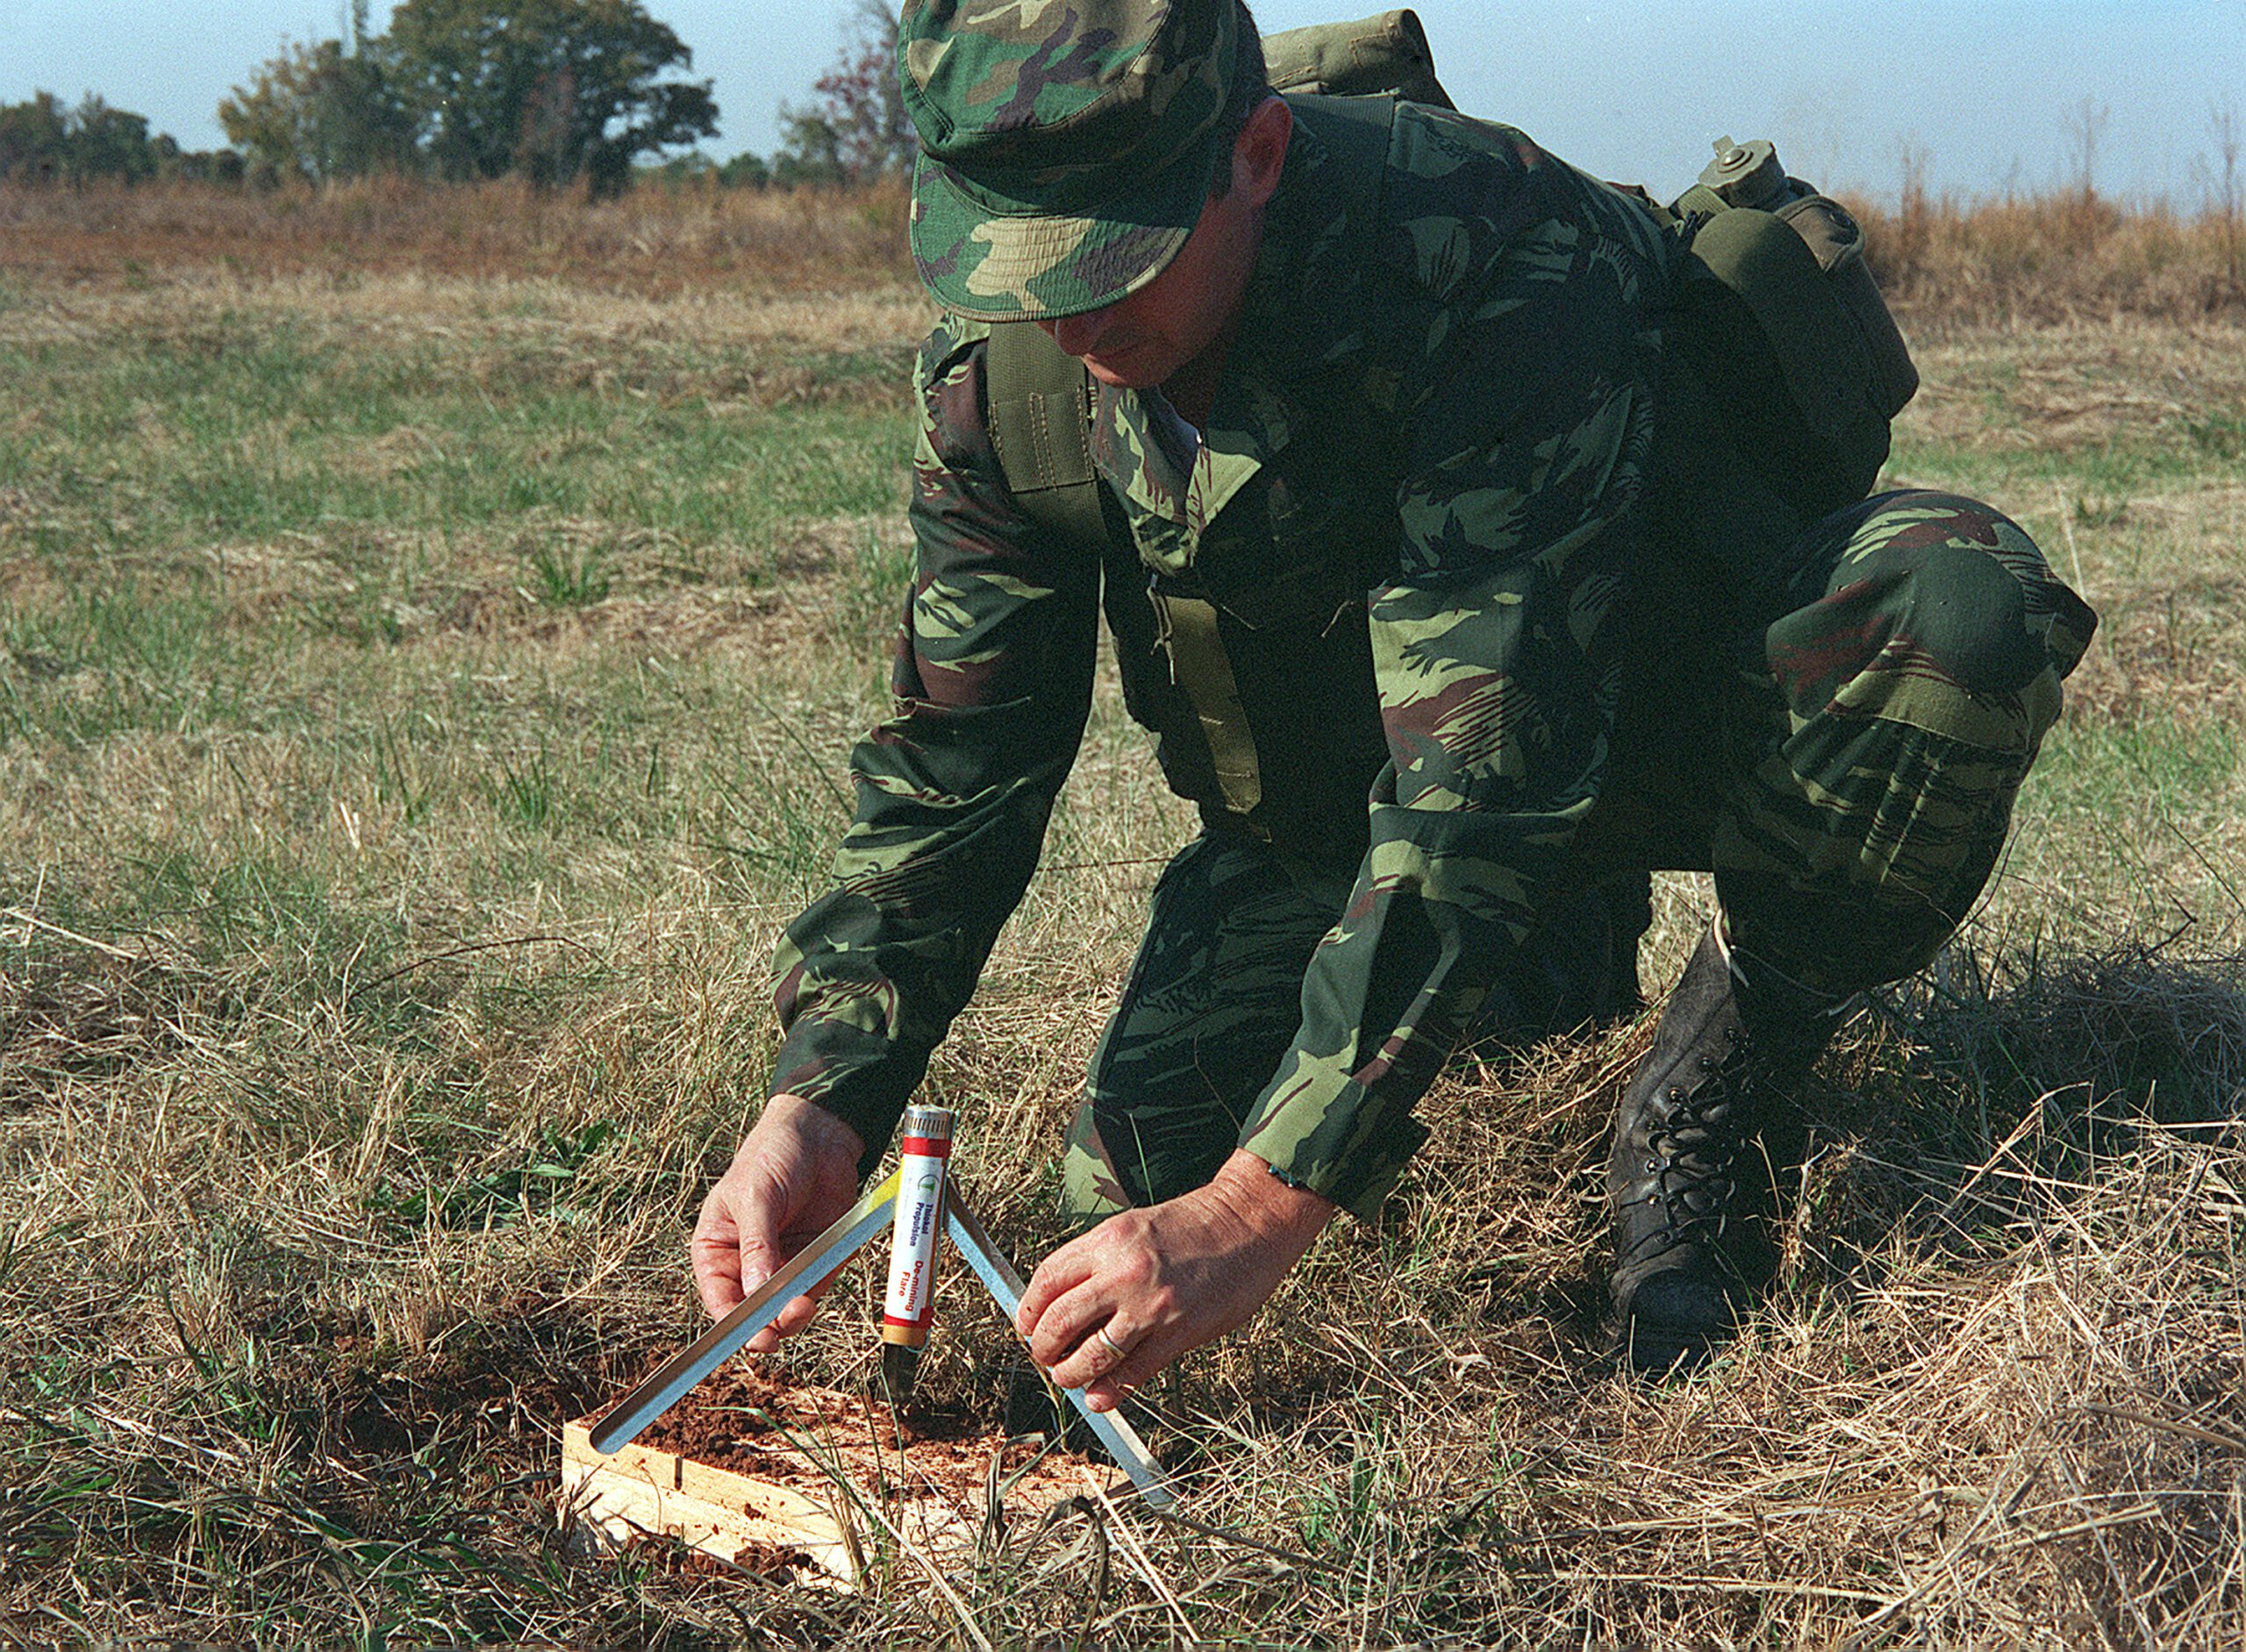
982,91,1403,551
983,95,1401,833
1285,92,1400,233
983,320,1104,547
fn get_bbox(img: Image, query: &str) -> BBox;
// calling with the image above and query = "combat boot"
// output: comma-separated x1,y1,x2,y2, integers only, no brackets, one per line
1606,919,1852,1375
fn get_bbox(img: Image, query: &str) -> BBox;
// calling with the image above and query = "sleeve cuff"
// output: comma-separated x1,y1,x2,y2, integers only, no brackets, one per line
767,1039,919,1184
1238,1061,1431,1219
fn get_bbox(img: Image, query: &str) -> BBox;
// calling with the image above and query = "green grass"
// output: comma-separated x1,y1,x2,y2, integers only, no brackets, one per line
0,302,910,579
0,281,921,996
0,273,2241,1645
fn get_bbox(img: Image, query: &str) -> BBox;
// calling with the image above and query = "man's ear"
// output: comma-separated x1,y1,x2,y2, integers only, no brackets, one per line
1232,94,1292,209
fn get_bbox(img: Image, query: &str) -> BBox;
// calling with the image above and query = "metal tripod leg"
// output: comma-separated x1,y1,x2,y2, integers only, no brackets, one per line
945,1192,1173,1506
586,1171,1174,1508
587,1167,901,1454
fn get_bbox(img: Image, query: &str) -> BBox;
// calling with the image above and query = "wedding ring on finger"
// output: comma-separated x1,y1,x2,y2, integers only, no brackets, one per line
1094,1325,1128,1363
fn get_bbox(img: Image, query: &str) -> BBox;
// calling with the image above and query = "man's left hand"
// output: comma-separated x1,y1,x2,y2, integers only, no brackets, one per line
1015,1149,1335,1412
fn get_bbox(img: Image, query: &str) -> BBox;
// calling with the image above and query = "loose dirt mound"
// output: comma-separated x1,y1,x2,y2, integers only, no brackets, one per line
632,1358,1066,1508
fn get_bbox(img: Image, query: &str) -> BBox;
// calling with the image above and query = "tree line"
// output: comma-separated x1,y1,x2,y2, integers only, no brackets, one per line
0,92,242,185
0,0,916,197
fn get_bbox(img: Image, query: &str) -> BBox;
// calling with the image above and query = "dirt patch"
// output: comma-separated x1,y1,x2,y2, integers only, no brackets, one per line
633,1358,1059,1507
569,1354,1131,1588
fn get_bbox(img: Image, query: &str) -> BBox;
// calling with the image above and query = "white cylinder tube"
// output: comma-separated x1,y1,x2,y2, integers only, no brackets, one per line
880,1105,955,1348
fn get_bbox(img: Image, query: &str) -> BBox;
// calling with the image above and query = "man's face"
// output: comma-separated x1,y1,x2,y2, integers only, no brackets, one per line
1034,97,1291,392
1037,183,1256,390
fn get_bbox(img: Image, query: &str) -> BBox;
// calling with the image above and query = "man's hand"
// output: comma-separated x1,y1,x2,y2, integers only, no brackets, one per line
1015,1149,1335,1412
691,1095,866,1348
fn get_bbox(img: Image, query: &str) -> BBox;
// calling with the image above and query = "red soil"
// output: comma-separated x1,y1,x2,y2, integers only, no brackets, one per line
630,1358,1069,1507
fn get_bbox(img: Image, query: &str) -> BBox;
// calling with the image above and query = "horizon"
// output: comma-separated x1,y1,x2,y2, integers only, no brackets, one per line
2,2,2242,206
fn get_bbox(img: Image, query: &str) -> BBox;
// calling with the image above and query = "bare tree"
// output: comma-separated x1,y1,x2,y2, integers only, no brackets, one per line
2061,94,2111,208
777,0,918,185
2196,99,2243,297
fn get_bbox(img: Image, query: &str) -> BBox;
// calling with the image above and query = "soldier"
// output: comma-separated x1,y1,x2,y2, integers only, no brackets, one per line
691,0,2096,1391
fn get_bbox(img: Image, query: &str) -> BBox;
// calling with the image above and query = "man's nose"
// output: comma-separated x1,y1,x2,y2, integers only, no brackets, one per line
1047,308,1108,358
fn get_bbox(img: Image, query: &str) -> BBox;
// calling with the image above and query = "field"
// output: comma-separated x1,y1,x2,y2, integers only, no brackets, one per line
2,182,2243,1646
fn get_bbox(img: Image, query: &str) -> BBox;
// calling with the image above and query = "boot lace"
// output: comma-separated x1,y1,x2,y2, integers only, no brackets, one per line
1629,1028,1752,1260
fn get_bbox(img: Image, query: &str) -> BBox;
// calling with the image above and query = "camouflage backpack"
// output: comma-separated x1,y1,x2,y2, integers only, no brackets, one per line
984,7,1920,540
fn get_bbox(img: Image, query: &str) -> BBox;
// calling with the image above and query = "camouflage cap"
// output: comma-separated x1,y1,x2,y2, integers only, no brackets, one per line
899,0,1238,321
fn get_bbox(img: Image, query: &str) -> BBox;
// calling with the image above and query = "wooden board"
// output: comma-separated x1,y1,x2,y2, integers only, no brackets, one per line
561,1419,860,1581
558,1364,1123,1584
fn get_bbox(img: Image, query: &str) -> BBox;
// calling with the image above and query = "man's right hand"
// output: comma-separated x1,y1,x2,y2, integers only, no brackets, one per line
690,1094,866,1345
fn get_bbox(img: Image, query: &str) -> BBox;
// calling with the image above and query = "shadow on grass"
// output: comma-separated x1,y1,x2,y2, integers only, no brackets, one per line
0,939,232,1112
1130,934,2246,1449
1781,935,2246,1299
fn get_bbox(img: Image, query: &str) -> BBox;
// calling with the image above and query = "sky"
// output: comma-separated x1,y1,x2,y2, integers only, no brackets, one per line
3,1,2242,204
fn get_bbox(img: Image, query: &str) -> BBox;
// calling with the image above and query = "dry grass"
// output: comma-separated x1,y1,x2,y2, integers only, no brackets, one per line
1860,193,2246,328
0,175,911,296
4,172,2241,325
0,202,2241,1645
4,887,2239,1644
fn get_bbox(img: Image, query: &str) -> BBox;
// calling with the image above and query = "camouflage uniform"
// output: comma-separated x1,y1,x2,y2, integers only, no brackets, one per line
767,8,2095,1221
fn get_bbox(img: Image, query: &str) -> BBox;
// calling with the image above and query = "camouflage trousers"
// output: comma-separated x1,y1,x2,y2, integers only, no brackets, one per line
1062,490,2095,1218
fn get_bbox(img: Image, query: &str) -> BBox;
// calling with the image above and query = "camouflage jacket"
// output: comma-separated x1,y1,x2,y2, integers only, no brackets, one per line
769,99,1679,1215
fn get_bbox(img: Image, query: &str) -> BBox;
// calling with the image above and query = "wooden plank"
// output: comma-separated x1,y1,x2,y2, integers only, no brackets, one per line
560,1450,857,1582
562,1420,676,1491
560,1405,1131,1589
677,1455,840,1525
